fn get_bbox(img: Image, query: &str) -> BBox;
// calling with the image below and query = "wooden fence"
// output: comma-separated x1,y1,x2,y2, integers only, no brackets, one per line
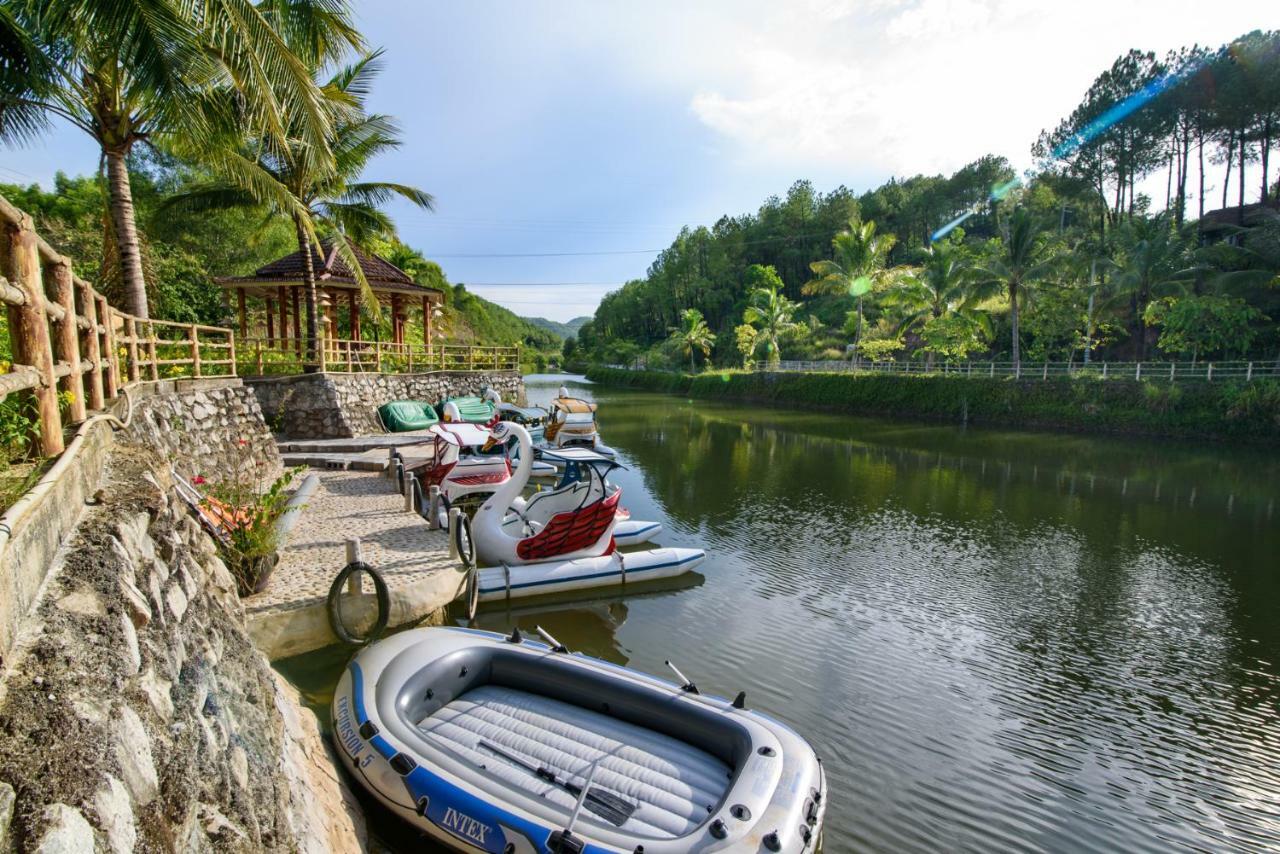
240,337,521,376
1,194,236,456
756,359,1280,382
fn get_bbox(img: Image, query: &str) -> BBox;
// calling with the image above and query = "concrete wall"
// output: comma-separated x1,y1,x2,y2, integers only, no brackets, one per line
0,461,364,852
247,370,526,438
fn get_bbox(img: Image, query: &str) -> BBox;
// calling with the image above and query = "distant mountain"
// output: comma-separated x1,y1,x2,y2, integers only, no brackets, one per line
521,315,591,339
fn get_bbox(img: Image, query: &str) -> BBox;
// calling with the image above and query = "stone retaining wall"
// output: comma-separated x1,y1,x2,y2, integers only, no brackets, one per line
247,370,526,438
0,453,364,852
123,378,280,480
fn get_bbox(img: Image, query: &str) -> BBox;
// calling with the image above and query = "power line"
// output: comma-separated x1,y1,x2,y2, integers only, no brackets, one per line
460,285,624,291
429,229,838,259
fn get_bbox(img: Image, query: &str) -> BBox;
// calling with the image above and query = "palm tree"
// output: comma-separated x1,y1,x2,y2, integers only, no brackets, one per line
1107,216,1199,359
883,241,988,368
0,0,361,318
164,51,434,367
804,218,905,363
744,265,801,367
669,308,716,372
975,207,1055,369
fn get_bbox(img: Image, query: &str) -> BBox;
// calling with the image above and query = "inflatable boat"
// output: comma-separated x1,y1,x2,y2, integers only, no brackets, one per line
332,626,827,853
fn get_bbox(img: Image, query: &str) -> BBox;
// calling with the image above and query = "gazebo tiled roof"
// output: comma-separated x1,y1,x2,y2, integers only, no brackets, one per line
217,240,443,301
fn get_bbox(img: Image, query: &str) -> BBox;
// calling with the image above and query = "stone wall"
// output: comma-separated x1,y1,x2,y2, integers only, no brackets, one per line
247,370,526,438
122,378,279,481
0,452,364,853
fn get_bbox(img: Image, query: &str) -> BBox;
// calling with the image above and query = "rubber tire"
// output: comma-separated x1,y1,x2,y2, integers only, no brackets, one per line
327,561,391,646
453,512,476,569
465,564,479,620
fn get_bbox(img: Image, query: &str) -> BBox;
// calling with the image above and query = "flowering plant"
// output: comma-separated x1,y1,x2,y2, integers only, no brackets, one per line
197,438,300,595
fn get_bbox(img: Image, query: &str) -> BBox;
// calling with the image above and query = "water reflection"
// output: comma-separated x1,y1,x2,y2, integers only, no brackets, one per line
282,376,1280,853
523,374,1280,853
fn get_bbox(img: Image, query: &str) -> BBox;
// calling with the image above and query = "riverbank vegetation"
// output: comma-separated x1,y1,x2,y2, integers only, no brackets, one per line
585,366,1280,443
576,31,1280,373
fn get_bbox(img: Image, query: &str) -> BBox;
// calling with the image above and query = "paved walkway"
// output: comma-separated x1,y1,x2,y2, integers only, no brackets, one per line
244,468,465,659
278,433,438,472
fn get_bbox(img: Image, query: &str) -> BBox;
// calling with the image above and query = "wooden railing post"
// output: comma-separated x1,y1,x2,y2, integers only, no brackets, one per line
2,216,64,455
100,299,119,397
78,279,105,410
124,316,140,382
228,331,237,377
190,324,201,377
146,321,159,381
48,259,85,422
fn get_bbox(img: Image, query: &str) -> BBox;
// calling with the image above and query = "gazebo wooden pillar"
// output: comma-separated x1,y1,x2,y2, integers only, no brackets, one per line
390,293,403,345
265,297,275,340
349,289,360,341
291,287,301,355
237,288,247,337
278,290,288,348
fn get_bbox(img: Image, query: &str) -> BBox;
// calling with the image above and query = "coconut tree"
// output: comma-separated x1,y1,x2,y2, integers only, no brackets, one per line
974,207,1056,369
163,51,434,368
804,218,905,363
669,308,716,372
743,264,801,367
1107,216,1200,359
0,0,361,318
883,241,989,368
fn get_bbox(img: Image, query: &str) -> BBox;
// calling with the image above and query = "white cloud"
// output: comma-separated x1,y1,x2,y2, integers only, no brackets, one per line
578,0,1277,180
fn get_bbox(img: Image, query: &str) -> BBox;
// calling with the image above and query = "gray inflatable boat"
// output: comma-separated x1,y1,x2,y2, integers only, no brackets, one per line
332,626,827,853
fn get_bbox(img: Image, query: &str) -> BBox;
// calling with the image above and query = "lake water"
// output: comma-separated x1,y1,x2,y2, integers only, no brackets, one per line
279,373,1280,852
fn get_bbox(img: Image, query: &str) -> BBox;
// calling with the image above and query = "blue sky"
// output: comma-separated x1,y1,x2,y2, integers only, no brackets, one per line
2,0,1276,321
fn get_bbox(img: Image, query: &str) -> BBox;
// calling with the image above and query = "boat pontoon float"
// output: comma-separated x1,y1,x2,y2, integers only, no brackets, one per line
332,626,827,853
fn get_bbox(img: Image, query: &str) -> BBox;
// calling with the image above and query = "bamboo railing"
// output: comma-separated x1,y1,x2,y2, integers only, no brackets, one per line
1,194,237,456
239,337,521,376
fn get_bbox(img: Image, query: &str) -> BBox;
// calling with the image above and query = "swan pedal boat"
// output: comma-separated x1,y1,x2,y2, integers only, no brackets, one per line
471,440,701,602
332,626,828,853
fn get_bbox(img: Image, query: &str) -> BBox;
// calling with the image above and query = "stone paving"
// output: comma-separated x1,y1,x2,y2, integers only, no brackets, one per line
244,468,466,659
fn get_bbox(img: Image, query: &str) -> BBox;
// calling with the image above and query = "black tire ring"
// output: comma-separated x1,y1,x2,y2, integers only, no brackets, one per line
465,564,480,621
327,561,391,646
454,513,476,569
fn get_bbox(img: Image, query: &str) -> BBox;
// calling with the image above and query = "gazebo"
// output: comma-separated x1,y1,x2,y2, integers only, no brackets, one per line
216,241,445,353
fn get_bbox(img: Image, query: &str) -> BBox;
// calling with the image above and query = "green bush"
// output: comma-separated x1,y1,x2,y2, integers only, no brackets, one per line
585,367,1280,443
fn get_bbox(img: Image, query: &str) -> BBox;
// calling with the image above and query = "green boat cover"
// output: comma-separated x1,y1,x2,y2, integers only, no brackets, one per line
378,400,439,432
441,396,497,423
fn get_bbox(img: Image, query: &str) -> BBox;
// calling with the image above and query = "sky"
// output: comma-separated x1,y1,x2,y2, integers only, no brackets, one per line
2,1,1277,322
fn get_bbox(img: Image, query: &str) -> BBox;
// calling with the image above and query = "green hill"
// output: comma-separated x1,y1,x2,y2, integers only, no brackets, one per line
522,315,590,339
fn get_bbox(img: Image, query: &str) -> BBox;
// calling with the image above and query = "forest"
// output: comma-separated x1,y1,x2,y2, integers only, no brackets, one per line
578,31,1280,372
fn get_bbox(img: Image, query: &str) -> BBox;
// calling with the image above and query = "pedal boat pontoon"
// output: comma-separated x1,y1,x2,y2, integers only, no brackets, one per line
333,626,828,853
465,426,698,603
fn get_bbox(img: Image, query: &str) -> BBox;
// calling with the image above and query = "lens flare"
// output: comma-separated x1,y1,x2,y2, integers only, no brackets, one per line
929,57,1203,244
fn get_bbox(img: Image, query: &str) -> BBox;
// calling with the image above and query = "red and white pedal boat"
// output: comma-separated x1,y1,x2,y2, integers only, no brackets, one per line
461,423,705,604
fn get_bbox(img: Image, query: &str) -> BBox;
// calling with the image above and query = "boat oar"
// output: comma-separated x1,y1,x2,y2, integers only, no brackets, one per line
478,741,635,827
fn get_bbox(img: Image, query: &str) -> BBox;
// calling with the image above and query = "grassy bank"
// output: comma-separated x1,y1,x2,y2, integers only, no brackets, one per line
585,366,1280,443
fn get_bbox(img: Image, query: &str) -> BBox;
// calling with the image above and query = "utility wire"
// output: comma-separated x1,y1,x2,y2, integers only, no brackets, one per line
429,229,839,259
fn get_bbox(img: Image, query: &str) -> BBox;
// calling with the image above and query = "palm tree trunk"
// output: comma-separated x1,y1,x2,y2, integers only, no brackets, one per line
1009,281,1020,369
852,296,863,366
294,215,320,371
105,150,148,319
